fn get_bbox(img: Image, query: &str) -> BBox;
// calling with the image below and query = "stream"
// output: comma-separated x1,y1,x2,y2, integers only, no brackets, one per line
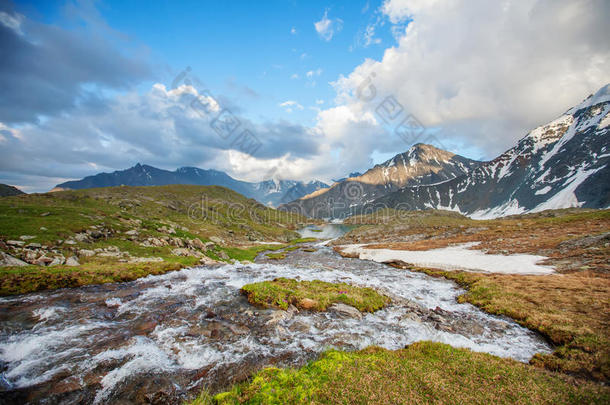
0,225,552,404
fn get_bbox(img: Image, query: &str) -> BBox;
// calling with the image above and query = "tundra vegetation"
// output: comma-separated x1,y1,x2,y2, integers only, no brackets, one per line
0,185,311,295
191,208,609,403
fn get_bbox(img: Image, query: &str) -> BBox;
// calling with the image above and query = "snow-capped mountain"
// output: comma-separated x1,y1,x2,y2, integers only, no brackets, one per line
279,144,479,218
52,164,329,207
372,84,610,218
280,84,610,219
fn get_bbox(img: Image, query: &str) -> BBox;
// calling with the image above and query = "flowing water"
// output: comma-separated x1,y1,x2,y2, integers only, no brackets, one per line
0,226,552,404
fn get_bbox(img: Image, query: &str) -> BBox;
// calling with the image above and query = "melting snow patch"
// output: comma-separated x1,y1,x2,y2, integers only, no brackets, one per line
340,242,554,275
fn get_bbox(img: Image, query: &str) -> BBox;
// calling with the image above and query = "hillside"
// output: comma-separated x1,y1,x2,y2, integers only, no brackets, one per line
0,185,309,295
0,184,25,197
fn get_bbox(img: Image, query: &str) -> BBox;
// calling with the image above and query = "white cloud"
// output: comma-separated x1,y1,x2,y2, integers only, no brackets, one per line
316,99,325,105
290,27,297,35
279,100,304,113
314,9,343,41
329,0,610,156
362,23,382,47
306,69,323,79
290,73,299,80
0,10,24,34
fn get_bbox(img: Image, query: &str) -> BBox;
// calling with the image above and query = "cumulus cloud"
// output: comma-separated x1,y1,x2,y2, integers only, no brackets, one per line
330,0,610,157
0,5,151,125
0,84,319,189
314,9,343,41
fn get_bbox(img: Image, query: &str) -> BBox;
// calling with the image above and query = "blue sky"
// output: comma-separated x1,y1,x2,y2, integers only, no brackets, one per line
1,0,608,192
14,0,395,126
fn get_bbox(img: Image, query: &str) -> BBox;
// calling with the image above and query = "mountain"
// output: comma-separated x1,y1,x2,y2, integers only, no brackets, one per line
281,84,610,219
279,144,480,218
52,164,329,207
0,184,25,197
370,85,610,218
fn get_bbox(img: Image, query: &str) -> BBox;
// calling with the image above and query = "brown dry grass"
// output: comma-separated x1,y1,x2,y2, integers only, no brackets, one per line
337,209,610,382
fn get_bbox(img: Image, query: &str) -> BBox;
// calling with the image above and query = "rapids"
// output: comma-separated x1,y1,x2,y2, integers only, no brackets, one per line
0,230,551,404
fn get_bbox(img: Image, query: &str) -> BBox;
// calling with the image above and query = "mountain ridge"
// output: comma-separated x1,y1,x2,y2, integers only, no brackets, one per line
52,164,329,208
280,84,610,219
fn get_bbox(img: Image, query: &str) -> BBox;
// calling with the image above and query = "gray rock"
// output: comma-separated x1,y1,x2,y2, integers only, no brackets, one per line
125,229,139,236
40,212,50,217
6,240,25,247
39,227,48,231
78,249,96,257
209,236,223,244
35,256,54,266
49,256,65,266
265,310,292,326
171,248,191,257
218,251,230,260
0,252,28,267
65,256,80,266
199,256,219,266
19,235,36,240
74,233,90,243
25,243,42,249
328,303,363,320
63,239,77,245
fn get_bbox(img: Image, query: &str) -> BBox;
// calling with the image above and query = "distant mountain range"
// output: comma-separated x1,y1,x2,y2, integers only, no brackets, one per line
53,165,328,207
0,184,25,197
281,84,610,219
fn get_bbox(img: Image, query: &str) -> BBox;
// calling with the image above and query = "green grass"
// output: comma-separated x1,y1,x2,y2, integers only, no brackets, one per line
0,185,310,295
202,342,608,404
0,257,193,295
408,267,610,382
240,277,390,312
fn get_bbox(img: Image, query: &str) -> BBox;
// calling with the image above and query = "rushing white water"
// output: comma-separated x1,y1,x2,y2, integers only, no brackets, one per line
0,245,552,404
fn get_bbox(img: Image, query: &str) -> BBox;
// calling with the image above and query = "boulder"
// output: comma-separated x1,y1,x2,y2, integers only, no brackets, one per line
19,235,36,240
218,251,230,260
49,256,65,266
6,240,25,247
298,298,318,310
125,229,139,236
78,249,96,257
0,252,28,267
25,243,42,249
35,256,54,266
63,239,77,245
265,310,292,326
65,256,80,266
328,303,363,320
203,242,216,251
199,256,219,266
189,238,206,250
171,248,191,257
74,233,90,243
209,236,223,244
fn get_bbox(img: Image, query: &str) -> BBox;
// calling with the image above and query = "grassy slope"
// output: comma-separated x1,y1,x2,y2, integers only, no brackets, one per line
241,277,390,312
337,208,610,382
0,185,309,295
211,342,607,404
